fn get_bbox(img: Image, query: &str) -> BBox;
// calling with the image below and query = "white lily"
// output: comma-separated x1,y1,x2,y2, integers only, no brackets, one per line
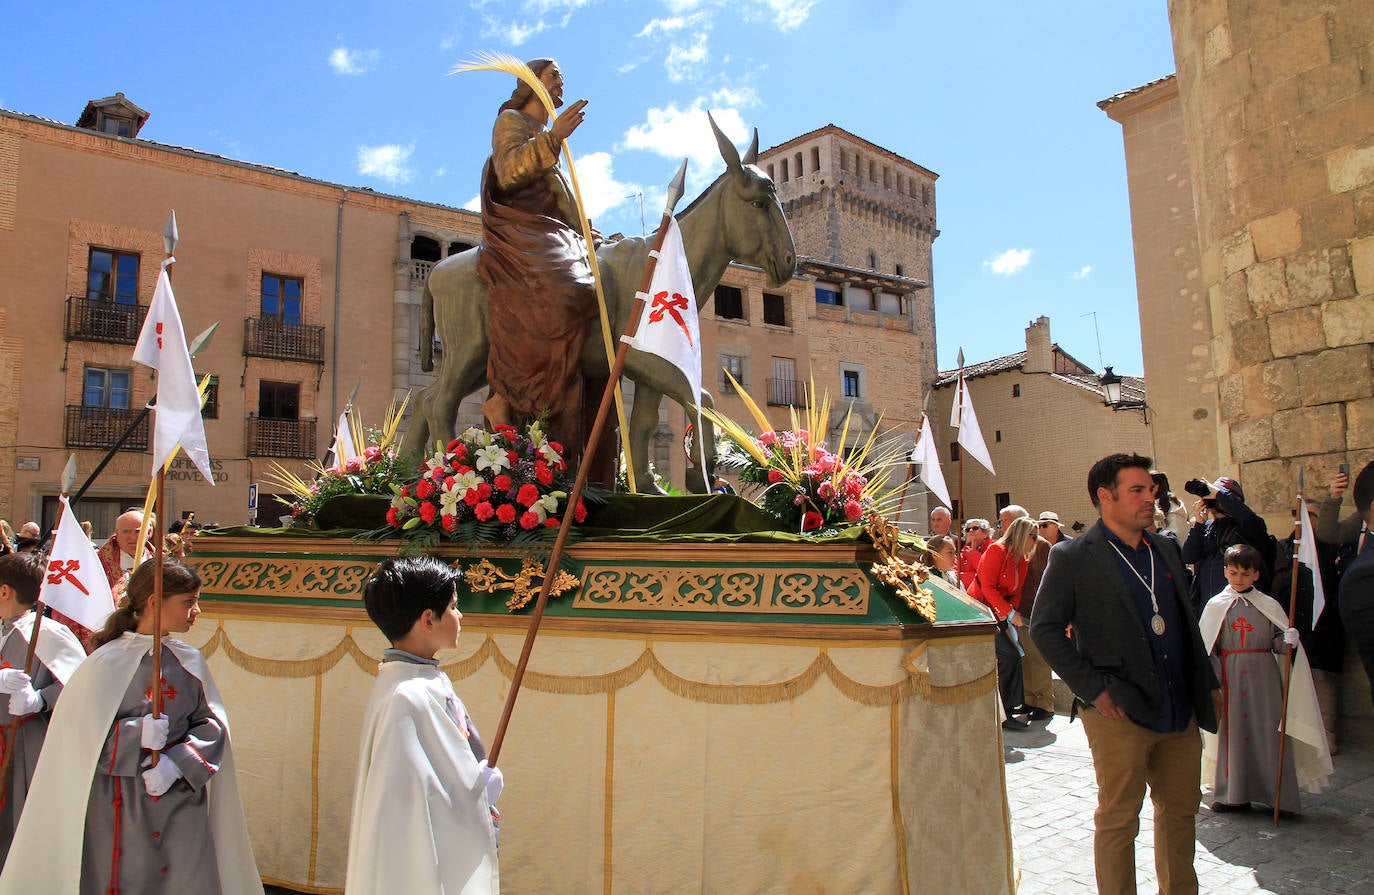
475,445,509,473
439,483,463,517
462,426,492,447
451,469,482,498
534,493,560,518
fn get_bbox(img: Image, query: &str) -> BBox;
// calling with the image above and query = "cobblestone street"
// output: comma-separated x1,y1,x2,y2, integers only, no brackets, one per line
1005,716,1374,894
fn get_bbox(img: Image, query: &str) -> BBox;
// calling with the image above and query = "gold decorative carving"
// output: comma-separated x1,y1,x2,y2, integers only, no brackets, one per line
572,566,868,614
464,557,580,612
865,515,937,622
193,558,376,601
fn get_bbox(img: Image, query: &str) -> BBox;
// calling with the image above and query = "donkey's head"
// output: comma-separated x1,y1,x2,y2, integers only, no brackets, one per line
707,114,796,287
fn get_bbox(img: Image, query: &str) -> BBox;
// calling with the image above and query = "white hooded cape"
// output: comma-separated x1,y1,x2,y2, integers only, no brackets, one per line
1199,586,1333,794
3,612,86,684
346,660,499,895
0,632,262,895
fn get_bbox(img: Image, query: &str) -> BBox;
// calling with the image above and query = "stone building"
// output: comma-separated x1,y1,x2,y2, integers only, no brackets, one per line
1162,1,1373,523
931,316,1153,529
0,94,483,532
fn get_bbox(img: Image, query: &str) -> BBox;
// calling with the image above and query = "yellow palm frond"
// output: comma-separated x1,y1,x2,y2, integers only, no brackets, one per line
449,52,556,118
722,369,774,434
262,461,325,501
377,392,411,451
700,404,770,466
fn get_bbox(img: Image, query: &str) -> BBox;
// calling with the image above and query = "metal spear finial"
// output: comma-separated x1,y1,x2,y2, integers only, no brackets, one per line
163,210,179,255
60,454,78,494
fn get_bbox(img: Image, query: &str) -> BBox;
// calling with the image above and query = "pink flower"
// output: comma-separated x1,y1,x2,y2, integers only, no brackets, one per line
519,511,540,530
496,504,517,524
793,494,806,506
474,501,495,521
844,500,864,522
801,511,823,531
517,484,540,507
817,482,835,501
814,452,837,474
419,502,437,524
845,476,865,499
365,445,382,462
767,469,784,484
345,457,364,473
759,431,777,446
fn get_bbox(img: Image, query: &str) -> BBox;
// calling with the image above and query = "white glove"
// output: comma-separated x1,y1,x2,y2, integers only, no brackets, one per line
0,669,30,694
141,758,182,797
7,684,43,717
1283,627,1300,647
478,759,504,806
141,713,170,750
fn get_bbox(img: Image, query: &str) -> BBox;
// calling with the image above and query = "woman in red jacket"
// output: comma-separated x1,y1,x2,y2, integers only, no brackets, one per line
971,516,1038,730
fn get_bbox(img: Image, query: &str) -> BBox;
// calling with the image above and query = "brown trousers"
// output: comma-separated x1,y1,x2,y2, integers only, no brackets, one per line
1020,629,1055,712
1080,709,1203,895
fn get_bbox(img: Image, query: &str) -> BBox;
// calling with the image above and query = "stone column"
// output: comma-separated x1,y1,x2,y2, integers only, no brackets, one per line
1168,0,1374,520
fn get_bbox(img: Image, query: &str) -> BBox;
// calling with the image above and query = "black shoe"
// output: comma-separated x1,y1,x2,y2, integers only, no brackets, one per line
1209,801,1246,813
1026,707,1055,721
1001,718,1030,731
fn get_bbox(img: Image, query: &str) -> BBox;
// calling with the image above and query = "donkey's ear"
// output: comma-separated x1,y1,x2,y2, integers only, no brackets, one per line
708,112,741,172
742,128,759,166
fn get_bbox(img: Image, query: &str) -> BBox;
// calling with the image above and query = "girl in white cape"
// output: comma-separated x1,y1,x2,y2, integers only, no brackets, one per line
0,558,260,895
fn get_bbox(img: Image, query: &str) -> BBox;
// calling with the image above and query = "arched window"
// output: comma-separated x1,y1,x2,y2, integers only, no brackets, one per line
410,236,441,262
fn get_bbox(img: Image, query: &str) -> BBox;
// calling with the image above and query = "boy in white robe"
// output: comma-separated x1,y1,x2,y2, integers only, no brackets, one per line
0,553,86,867
1199,544,1333,814
347,555,502,895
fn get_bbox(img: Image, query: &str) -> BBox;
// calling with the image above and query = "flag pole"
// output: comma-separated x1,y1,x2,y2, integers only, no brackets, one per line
1272,467,1304,826
0,455,78,801
487,159,689,767
147,210,178,770
954,350,966,583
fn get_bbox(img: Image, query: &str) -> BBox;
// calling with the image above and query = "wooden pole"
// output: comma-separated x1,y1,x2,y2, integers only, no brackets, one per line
1272,489,1304,826
487,160,688,767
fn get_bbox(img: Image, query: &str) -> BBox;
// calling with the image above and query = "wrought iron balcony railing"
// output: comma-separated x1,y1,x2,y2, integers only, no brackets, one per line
243,316,325,363
65,296,148,344
247,415,317,458
766,378,810,407
65,405,149,451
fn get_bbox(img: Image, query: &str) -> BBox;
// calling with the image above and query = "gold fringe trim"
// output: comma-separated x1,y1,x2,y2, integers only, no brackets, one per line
198,622,993,707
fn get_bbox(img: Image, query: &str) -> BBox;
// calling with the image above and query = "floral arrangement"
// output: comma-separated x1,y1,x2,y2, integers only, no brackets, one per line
265,397,412,526
386,420,587,539
705,373,904,534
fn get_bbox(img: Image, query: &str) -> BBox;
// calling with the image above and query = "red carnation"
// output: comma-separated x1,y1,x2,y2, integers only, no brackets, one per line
545,517,560,528
447,439,461,452
517,483,540,507
386,507,399,526
801,511,824,531
506,450,519,464
519,511,540,530
496,504,517,524
474,501,495,521
400,485,410,499
415,479,435,500
844,499,864,522
574,500,587,523
419,502,438,524
767,469,784,484
549,441,564,455
477,483,493,500
441,513,458,532
453,443,469,459
494,474,513,491
464,489,480,506
536,465,554,485
452,462,472,474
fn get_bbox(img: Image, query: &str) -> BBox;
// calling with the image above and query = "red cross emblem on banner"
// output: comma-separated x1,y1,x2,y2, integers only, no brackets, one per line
156,321,164,349
1230,615,1255,649
145,676,179,705
46,559,90,596
648,290,693,347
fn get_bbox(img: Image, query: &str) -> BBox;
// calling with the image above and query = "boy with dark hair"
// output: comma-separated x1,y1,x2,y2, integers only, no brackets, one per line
347,555,501,895
1199,544,1330,814
0,553,86,865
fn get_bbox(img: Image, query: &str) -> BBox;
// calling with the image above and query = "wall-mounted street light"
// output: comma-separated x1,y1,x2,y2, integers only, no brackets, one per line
1099,365,1149,422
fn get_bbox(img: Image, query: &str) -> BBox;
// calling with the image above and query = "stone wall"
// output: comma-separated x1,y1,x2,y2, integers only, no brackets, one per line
1168,0,1374,522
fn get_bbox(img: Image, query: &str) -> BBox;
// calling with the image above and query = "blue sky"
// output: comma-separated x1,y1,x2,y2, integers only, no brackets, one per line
2,1,1176,375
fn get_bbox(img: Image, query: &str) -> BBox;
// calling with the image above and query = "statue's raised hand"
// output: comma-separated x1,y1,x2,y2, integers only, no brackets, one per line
550,99,588,143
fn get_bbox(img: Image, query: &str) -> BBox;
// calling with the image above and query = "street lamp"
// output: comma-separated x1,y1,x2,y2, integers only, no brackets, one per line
1099,365,1124,406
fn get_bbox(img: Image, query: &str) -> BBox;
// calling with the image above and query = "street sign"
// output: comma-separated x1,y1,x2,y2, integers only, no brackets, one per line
248,483,258,510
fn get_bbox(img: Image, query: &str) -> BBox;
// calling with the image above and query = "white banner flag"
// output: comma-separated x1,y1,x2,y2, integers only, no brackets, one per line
330,409,358,471
38,496,116,633
133,258,214,483
910,415,951,509
950,374,995,475
1298,500,1327,622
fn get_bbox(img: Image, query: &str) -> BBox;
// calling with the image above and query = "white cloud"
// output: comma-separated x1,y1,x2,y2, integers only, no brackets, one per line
752,0,816,30
620,101,750,190
637,16,688,38
479,0,596,45
462,194,481,212
329,47,379,76
983,248,1033,276
709,85,760,108
1072,265,1093,280
570,151,642,220
664,31,711,82
357,144,414,184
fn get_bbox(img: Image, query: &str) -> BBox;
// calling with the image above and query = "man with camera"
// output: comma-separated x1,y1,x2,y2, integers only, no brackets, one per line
1179,476,1273,616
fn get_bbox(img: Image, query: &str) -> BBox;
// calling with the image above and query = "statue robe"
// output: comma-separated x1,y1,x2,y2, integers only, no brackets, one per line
0,633,261,895
0,613,85,867
346,659,499,895
1199,585,1332,808
476,108,596,460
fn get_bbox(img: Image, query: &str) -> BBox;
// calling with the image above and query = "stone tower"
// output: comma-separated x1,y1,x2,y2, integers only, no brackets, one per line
1168,0,1374,517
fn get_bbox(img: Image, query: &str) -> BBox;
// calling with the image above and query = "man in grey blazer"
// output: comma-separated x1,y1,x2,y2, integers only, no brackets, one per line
1031,453,1221,895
